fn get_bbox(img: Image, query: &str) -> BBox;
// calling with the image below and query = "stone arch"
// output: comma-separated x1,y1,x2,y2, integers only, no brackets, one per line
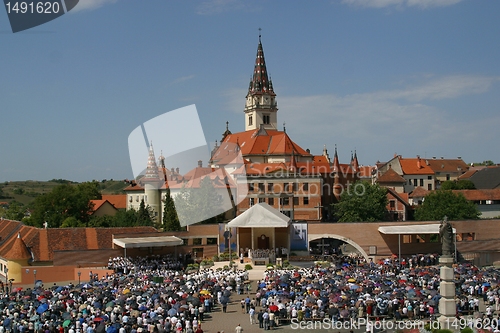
308,233,369,261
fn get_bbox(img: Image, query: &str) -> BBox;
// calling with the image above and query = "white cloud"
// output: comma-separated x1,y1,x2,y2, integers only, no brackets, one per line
170,75,195,85
71,0,118,12
273,74,499,162
341,0,463,9
406,0,463,8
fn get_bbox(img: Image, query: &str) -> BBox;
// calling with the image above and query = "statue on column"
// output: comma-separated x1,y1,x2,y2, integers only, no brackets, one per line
439,216,454,258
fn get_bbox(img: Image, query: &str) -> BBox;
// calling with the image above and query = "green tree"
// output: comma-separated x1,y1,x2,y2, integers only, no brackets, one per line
473,160,495,166
3,201,26,221
27,182,101,228
174,177,226,225
60,216,83,228
333,181,388,222
415,190,480,221
136,199,154,226
115,209,139,227
440,180,475,190
163,187,182,231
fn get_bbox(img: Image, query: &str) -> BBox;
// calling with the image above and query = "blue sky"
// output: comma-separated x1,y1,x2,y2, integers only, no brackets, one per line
1,0,499,182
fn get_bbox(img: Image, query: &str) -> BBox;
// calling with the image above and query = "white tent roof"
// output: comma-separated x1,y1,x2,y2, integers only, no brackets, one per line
227,203,291,228
378,224,456,235
113,236,183,248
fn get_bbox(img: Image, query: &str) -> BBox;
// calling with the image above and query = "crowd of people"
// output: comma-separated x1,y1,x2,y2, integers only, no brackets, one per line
1,253,500,333
253,254,500,327
0,255,250,333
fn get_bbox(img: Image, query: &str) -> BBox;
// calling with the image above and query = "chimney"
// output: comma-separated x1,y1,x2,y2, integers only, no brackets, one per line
457,156,461,160
441,156,444,159
432,157,436,159
417,155,421,169
171,168,174,174
426,160,430,166
198,160,202,167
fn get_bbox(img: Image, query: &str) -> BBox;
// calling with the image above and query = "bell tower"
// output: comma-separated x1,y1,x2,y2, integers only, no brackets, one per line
244,33,278,131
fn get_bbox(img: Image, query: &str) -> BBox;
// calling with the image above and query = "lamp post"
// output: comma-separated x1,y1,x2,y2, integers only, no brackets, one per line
77,271,81,285
33,269,37,287
5,268,8,294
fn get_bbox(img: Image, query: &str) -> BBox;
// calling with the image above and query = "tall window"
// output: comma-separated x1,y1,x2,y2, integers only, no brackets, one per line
258,183,265,192
293,197,299,206
263,114,270,124
248,183,254,191
419,179,424,186
267,183,274,192
303,197,309,205
268,197,274,206
249,115,253,126
389,200,395,209
249,198,255,206
303,183,309,191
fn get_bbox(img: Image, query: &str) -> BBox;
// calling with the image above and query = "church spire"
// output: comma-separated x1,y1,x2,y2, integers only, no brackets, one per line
244,32,278,131
144,141,160,182
352,149,359,173
248,31,274,96
332,145,340,173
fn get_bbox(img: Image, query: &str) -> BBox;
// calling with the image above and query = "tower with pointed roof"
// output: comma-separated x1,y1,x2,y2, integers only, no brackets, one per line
244,34,278,131
143,142,162,226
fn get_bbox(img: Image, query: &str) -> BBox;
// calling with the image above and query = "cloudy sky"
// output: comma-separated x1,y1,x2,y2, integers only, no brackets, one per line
0,0,499,182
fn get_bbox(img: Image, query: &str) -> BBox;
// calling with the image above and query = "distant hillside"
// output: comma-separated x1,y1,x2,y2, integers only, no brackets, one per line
0,179,129,206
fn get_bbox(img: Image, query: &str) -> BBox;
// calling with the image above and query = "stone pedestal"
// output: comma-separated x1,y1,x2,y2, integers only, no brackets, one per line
439,256,456,330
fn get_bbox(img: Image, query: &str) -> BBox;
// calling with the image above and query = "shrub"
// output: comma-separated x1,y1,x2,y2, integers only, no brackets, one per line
212,255,219,262
461,328,474,333
266,264,274,270
244,264,253,270
283,260,290,267
223,265,230,270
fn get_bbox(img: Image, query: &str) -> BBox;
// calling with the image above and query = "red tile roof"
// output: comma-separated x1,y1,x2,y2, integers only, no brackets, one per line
2,233,31,260
426,158,469,174
0,220,159,263
214,129,311,159
409,187,430,198
377,168,406,183
102,195,127,209
452,189,500,201
399,157,434,175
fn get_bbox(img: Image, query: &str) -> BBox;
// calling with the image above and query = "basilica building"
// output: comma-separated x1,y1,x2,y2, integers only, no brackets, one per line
125,36,362,226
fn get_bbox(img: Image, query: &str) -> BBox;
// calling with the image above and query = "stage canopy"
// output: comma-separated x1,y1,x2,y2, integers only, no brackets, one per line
378,224,456,235
113,236,183,249
227,203,291,228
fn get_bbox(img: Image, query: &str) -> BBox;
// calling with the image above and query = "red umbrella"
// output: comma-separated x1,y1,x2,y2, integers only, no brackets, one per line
269,305,278,312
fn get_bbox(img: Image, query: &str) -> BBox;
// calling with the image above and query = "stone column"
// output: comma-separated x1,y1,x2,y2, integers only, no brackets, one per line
438,256,456,329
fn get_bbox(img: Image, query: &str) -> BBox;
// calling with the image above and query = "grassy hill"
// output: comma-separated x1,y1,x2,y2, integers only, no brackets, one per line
0,179,129,206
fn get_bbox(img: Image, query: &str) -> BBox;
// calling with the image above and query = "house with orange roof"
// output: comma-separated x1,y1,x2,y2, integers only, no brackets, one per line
426,157,468,184
89,199,118,217
386,188,410,221
452,189,500,218
378,155,436,193
101,194,127,210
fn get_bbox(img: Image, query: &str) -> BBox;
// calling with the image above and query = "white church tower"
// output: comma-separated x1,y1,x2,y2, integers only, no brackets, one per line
244,34,278,131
